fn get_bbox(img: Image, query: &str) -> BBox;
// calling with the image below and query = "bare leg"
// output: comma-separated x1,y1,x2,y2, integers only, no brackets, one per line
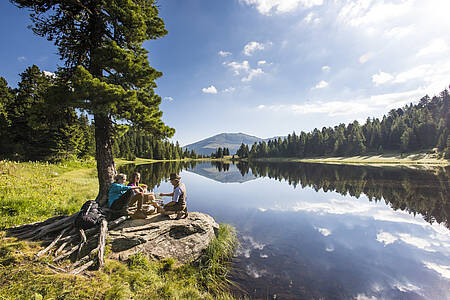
143,194,163,212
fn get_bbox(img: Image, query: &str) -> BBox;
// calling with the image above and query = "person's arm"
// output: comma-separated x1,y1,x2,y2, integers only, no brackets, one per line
133,186,144,193
160,192,174,197
122,185,143,192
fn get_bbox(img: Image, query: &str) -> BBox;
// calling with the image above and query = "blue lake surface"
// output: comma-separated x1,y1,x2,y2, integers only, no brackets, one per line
119,161,450,299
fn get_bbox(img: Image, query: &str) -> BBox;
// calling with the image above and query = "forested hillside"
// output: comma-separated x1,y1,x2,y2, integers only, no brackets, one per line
112,127,198,160
0,66,94,161
237,89,450,159
0,66,192,162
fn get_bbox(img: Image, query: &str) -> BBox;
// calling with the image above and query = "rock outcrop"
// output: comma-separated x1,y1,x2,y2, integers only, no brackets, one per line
108,212,219,263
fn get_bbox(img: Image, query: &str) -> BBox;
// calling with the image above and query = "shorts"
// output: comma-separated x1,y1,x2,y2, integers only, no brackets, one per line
164,202,186,212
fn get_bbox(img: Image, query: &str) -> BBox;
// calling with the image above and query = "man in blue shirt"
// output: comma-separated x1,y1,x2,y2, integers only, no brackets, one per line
108,173,146,218
160,173,188,219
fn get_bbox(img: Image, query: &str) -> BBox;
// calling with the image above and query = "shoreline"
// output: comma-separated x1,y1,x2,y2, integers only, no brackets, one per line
116,151,449,167
251,153,449,166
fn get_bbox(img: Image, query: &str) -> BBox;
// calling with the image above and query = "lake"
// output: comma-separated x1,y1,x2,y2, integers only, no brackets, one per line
119,161,450,300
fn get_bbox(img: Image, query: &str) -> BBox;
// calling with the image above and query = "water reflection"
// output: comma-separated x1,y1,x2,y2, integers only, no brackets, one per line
120,161,450,229
238,162,450,229
118,161,450,299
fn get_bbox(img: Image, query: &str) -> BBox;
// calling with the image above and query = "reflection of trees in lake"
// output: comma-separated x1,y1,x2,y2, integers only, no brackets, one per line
210,161,230,172
237,162,450,228
118,161,198,190
119,161,449,228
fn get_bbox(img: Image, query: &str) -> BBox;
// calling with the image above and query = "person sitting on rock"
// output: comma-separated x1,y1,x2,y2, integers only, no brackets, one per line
108,173,147,219
160,173,188,219
128,171,163,214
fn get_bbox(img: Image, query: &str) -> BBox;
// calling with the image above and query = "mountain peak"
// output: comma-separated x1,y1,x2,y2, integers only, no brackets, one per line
184,132,264,155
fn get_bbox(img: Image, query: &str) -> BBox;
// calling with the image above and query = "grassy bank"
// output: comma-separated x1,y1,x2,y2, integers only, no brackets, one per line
0,160,238,299
248,150,449,166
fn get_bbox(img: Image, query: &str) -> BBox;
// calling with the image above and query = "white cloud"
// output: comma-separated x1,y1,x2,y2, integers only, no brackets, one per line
202,85,218,94
398,233,435,252
314,80,328,89
43,71,56,78
163,96,174,101
17,56,26,62
371,209,426,227
315,227,332,236
393,64,432,83
417,39,449,56
225,60,264,82
377,231,443,252
372,71,394,85
376,232,397,246
359,52,374,64
304,12,320,24
394,282,421,293
423,262,450,279
257,88,426,116
242,235,265,250
246,264,267,278
322,65,330,72
237,235,266,259
355,294,377,300
384,25,414,38
223,87,236,93
243,41,265,56
304,12,314,23
240,0,323,15
242,68,264,82
257,60,267,65
338,0,413,27
371,62,450,87
224,60,250,75
325,245,335,252
218,50,232,57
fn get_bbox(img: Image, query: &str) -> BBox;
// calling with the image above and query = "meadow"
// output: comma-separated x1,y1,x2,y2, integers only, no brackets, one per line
0,160,237,299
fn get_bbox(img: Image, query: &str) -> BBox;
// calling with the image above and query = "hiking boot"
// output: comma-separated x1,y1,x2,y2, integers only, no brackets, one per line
132,210,147,219
144,207,156,215
175,208,188,220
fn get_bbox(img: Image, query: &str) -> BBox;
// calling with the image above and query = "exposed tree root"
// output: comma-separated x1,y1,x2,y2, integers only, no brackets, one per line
5,213,130,275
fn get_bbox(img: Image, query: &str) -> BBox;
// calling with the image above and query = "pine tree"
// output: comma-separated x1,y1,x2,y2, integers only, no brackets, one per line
0,77,14,156
12,0,175,205
217,147,223,158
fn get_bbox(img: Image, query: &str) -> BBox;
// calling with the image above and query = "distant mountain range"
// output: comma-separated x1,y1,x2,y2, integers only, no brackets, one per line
187,162,256,183
183,132,282,156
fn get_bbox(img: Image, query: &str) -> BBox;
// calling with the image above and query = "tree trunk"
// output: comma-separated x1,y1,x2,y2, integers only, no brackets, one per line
94,113,116,207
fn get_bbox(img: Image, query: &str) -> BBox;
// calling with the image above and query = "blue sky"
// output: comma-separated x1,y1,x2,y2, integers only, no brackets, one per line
1,0,449,146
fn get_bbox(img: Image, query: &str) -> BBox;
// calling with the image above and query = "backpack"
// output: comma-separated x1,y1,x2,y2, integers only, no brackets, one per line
74,200,106,230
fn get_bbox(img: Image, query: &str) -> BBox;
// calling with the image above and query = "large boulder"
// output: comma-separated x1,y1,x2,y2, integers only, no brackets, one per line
108,212,219,264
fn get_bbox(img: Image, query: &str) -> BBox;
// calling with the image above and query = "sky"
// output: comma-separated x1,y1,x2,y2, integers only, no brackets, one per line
1,0,449,146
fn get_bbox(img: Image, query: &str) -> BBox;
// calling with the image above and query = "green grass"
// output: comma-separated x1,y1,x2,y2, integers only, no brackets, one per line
0,159,98,229
0,160,239,299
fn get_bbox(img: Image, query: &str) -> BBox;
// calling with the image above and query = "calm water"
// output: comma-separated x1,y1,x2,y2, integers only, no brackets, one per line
119,161,450,300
